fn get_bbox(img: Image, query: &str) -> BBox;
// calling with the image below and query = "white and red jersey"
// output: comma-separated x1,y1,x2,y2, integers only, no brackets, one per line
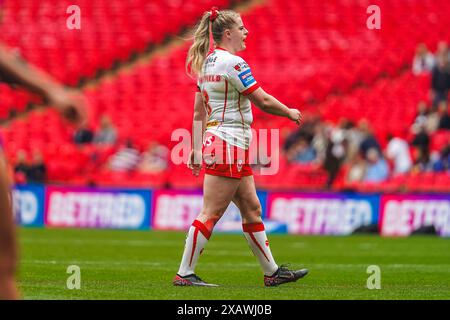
197,47,260,150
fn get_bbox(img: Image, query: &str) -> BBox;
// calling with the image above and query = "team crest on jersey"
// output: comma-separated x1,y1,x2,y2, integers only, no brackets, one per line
234,61,249,72
237,159,243,172
203,153,216,169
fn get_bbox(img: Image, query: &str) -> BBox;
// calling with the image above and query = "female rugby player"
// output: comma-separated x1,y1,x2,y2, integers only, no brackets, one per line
174,8,308,287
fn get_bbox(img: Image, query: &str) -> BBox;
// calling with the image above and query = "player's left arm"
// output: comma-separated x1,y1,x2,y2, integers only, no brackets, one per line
0,43,87,125
247,87,301,125
226,57,301,125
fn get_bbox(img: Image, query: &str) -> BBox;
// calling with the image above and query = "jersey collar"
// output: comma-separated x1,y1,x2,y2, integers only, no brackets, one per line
215,46,229,52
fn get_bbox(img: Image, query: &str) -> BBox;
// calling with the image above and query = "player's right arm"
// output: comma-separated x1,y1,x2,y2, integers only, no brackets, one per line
0,43,87,125
187,91,206,176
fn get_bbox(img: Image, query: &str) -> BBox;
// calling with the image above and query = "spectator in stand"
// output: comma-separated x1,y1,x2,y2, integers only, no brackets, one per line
311,121,328,164
138,141,169,173
411,124,430,157
341,119,363,163
385,133,412,175
330,119,348,160
433,143,450,172
412,146,433,173
13,150,29,184
358,119,381,159
94,115,117,145
436,41,450,63
412,101,430,132
283,118,315,153
74,123,94,145
430,53,450,107
412,43,435,75
107,139,140,172
286,137,316,164
27,150,46,183
426,108,442,135
364,148,389,183
323,132,346,188
345,153,366,184
437,101,450,130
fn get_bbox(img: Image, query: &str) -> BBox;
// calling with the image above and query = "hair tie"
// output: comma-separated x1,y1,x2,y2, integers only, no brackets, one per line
209,7,219,21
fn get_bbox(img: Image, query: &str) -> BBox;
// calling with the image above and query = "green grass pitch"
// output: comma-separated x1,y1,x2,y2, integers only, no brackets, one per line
18,228,450,300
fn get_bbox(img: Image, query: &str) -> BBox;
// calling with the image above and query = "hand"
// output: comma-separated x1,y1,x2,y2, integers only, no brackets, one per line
187,149,202,177
46,87,88,127
287,108,302,125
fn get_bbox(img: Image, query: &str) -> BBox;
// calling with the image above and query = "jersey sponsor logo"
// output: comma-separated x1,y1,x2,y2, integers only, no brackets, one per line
206,120,219,128
238,69,256,87
234,61,249,72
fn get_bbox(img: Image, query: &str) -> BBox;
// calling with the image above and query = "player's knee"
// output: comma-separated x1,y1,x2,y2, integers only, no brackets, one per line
199,209,224,224
242,205,262,223
251,205,262,219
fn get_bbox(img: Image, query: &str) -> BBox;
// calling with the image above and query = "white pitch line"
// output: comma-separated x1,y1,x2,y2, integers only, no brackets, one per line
20,238,183,247
20,259,258,268
20,260,450,271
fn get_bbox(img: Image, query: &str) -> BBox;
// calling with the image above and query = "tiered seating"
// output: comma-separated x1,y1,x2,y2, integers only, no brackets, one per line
0,0,233,84
0,0,236,119
2,0,450,191
335,171,450,193
253,160,328,191
240,0,450,108
0,84,43,120
316,73,431,146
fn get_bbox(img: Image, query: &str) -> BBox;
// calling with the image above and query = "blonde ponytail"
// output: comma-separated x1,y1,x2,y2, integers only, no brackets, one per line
186,9,240,76
186,12,211,77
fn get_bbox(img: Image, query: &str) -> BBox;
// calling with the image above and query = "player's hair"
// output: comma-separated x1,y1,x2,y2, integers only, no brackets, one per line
186,9,240,76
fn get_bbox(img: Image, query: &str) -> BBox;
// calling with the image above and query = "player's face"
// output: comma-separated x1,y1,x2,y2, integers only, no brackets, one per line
229,16,248,52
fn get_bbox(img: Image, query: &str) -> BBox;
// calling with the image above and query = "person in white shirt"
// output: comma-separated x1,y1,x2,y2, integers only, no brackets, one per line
412,43,435,75
173,7,308,287
385,134,412,175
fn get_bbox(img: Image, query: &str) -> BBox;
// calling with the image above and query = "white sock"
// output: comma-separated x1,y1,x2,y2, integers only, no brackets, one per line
177,220,212,277
243,222,279,276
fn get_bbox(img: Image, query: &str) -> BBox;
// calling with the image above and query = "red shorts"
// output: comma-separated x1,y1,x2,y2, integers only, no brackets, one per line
202,132,253,179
